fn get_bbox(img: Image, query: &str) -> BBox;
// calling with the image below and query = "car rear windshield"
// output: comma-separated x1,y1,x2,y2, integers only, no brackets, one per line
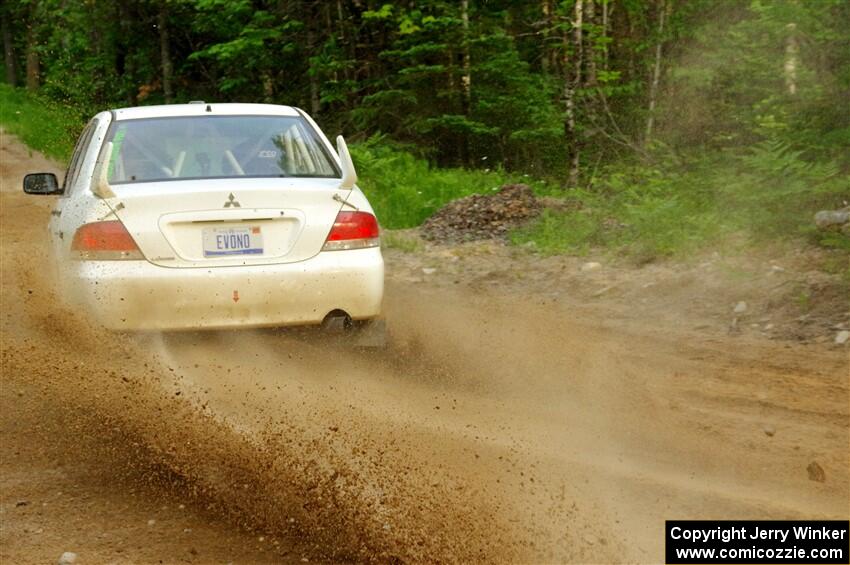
104,115,340,184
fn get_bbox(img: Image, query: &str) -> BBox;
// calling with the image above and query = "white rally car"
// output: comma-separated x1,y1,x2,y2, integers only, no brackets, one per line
23,103,384,340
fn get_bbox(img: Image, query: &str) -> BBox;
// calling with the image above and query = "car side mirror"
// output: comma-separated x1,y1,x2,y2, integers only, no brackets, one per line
336,135,357,190
23,173,63,195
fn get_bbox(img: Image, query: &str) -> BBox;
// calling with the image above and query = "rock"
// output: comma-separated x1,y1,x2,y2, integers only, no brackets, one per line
421,184,541,243
729,317,740,333
763,425,776,437
806,461,826,483
814,209,850,230
764,323,775,330
147,519,156,526
581,262,602,272
592,285,614,297
421,267,437,275
57,552,78,565
733,301,748,314
835,330,850,345
15,500,28,507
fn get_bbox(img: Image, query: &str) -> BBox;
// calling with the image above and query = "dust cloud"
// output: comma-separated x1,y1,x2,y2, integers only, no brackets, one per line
2,132,848,563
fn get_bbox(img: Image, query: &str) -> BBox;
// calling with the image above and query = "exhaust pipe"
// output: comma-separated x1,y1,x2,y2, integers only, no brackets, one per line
320,310,387,349
321,310,352,334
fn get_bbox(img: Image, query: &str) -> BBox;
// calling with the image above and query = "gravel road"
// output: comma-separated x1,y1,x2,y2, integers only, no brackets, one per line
2,131,847,563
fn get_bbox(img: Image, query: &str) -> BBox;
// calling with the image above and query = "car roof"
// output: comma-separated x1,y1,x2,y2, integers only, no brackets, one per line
110,103,301,121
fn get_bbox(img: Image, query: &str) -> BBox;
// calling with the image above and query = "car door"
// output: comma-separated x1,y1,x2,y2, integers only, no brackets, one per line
49,119,98,250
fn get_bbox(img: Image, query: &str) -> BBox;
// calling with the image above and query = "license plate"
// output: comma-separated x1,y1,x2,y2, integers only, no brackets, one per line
203,226,263,257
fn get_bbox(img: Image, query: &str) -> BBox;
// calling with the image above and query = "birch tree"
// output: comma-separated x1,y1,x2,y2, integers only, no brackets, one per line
784,22,798,96
644,0,669,145
564,0,584,186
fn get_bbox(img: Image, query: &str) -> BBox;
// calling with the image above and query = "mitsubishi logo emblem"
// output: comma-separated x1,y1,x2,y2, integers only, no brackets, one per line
223,193,241,208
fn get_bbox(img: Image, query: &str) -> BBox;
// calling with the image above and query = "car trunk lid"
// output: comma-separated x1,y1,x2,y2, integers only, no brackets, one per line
103,177,346,268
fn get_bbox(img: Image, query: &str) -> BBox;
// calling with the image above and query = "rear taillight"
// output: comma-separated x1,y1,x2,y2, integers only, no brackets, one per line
322,211,380,251
71,220,144,260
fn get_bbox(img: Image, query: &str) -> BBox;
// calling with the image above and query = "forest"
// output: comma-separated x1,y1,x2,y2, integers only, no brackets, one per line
1,0,848,258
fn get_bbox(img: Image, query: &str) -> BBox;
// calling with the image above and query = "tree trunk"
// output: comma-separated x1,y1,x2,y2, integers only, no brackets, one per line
336,0,349,84
118,1,136,105
460,0,472,167
784,22,798,96
460,0,472,112
158,3,173,103
25,2,39,91
541,0,550,73
564,0,583,187
262,73,274,102
586,0,597,86
541,0,562,76
644,0,667,145
626,8,636,83
307,27,320,115
601,0,610,71
2,6,16,86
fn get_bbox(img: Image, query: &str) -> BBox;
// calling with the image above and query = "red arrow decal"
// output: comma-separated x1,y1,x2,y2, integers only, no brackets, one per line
232,290,239,303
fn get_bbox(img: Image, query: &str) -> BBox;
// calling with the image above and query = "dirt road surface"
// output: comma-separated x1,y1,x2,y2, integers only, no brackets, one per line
1,130,848,563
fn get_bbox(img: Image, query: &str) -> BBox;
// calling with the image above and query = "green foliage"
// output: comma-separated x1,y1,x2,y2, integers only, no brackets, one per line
662,0,850,165
2,0,847,263
716,139,847,238
0,84,83,161
352,136,544,229
349,5,566,171
513,143,848,259
512,208,602,255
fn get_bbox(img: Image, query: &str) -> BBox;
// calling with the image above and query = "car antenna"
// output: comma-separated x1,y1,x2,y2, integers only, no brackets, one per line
333,193,359,211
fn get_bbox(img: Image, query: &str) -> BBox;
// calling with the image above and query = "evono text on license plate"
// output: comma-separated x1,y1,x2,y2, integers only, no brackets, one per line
203,226,263,257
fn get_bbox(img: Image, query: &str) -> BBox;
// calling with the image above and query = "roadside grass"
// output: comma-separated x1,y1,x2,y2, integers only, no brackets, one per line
352,136,547,229
381,230,424,253
512,144,850,262
0,84,84,162
511,162,726,260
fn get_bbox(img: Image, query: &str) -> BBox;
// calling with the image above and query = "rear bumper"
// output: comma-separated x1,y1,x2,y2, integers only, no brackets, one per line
64,247,383,330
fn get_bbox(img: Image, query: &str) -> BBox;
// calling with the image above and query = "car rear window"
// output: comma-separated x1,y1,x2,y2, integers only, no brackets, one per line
104,115,340,184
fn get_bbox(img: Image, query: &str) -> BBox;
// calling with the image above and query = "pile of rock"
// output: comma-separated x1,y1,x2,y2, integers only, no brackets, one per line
421,184,542,243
